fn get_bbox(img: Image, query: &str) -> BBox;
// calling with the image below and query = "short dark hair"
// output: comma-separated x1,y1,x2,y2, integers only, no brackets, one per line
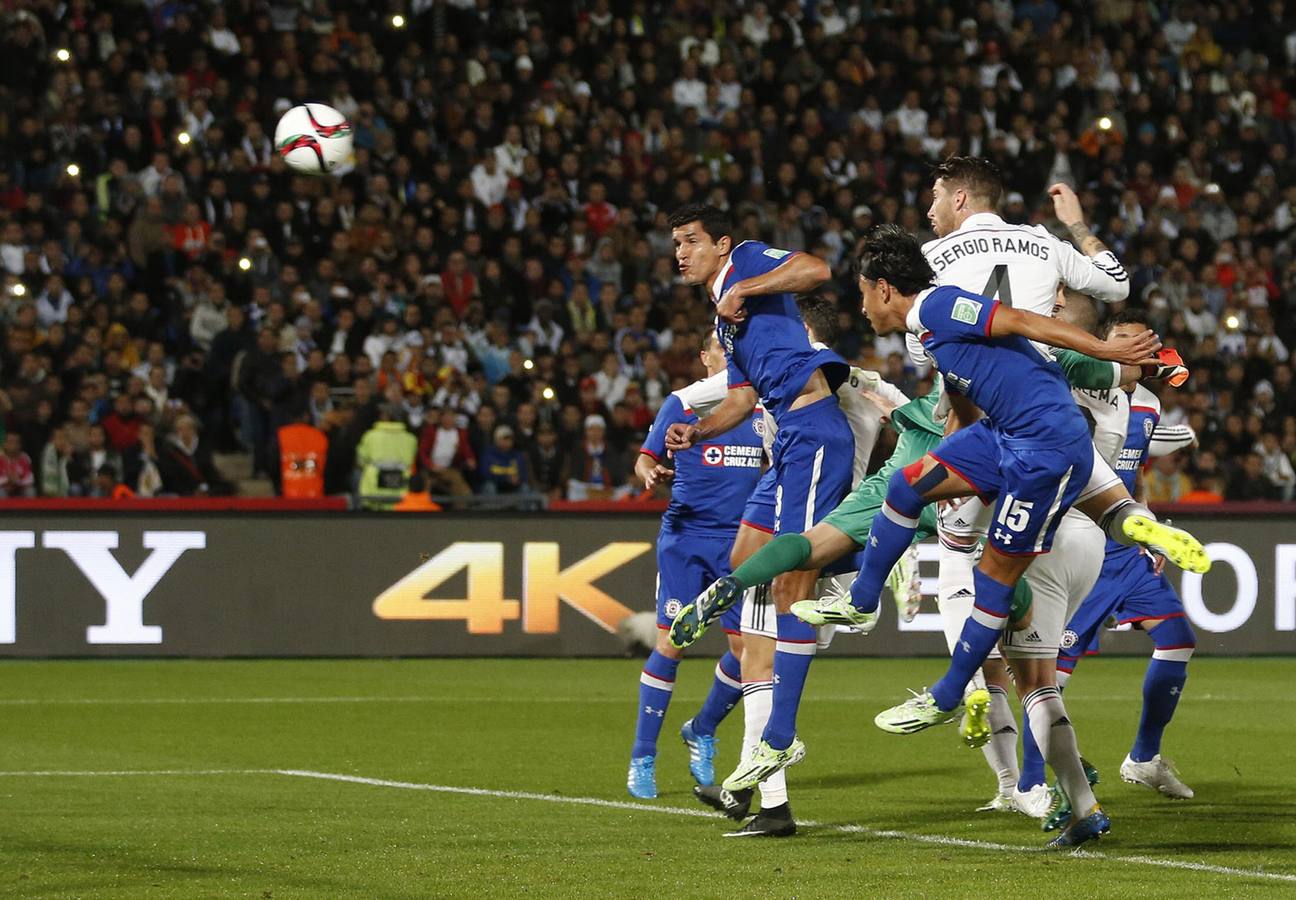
857,225,936,295
699,329,719,354
1106,308,1151,334
931,156,1004,208
797,294,839,346
667,203,733,244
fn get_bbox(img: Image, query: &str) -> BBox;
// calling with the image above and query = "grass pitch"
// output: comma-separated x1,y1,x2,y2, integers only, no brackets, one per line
0,657,1292,898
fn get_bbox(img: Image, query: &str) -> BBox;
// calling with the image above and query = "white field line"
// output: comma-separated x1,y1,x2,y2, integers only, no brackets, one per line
278,769,1296,885
0,769,271,777
0,693,1268,706
0,767,1290,885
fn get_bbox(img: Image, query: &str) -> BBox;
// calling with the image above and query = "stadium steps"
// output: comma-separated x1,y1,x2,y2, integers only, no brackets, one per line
212,452,275,497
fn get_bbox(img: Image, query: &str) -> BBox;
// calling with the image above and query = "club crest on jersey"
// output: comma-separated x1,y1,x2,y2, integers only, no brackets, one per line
1143,417,1155,438
753,417,766,437
951,297,983,324
1061,629,1078,650
663,599,682,619
716,321,737,354
702,445,725,466
763,247,791,260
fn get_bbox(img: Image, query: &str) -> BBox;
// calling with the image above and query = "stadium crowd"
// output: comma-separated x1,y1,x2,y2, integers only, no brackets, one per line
1,0,1294,504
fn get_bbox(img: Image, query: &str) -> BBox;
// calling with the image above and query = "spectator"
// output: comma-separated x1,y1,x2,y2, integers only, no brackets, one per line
479,425,530,495
158,415,233,496
417,406,476,499
565,414,630,501
528,422,566,500
39,426,73,497
0,433,36,497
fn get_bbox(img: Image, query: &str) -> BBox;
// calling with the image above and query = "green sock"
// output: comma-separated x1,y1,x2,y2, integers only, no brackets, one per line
730,533,813,590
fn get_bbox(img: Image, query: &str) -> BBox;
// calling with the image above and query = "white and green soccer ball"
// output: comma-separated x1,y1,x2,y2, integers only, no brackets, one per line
274,103,353,174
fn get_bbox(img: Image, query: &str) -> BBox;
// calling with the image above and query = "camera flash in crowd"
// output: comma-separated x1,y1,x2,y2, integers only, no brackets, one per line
541,387,556,401
238,257,253,271
1097,116,1113,131
391,14,406,28
55,48,71,62
523,359,535,371
65,163,80,177
1225,314,1241,330
9,283,25,297
177,131,192,146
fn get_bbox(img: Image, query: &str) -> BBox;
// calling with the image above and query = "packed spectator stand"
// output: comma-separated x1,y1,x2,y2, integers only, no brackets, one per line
1,0,1294,508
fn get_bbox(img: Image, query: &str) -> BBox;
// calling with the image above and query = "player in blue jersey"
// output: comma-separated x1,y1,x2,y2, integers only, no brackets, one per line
661,204,854,817
797,225,1170,847
1033,311,1198,802
626,331,767,800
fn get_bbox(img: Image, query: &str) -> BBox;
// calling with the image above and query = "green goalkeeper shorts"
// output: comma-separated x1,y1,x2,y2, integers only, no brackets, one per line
821,426,941,547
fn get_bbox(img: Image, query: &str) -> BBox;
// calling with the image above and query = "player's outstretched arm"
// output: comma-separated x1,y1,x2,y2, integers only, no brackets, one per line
665,385,758,450
1050,183,1130,303
717,253,830,322
989,305,1161,365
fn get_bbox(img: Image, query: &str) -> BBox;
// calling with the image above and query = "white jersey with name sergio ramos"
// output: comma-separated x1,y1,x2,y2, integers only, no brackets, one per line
923,211,1129,314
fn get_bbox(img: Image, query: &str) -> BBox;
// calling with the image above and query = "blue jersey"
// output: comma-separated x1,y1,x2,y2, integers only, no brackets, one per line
907,285,1090,450
1107,385,1161,551
712,241,847,421
641,382,766,536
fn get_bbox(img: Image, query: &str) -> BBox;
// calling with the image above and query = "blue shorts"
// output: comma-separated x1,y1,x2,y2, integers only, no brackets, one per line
1059,543,1186,668
930,419,1093,556
770,396,854,536
741,468,778,534
656,529,741,634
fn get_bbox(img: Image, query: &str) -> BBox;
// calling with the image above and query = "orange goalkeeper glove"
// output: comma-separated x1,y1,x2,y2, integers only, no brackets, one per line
1142,348,1189,387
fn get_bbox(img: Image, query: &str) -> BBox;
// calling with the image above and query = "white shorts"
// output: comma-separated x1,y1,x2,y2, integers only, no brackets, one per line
740,584,778,639
937,494,992,542
1076,446,1123,504
1002,511,1104,659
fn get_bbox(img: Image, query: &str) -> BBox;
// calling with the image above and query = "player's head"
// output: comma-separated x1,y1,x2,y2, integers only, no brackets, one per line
1053,285,1100,332
669,203,734,286
856,225,935,334
1105,308,1151,342
796,294,838,346
699,329,726,376
928,156,1004,236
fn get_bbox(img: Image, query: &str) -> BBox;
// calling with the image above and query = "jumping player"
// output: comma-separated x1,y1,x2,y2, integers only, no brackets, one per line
662,204,854,801
797,225,1165,847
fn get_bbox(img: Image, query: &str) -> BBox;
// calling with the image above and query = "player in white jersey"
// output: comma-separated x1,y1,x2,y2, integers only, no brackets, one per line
912,158,1204,813
695,294,906,835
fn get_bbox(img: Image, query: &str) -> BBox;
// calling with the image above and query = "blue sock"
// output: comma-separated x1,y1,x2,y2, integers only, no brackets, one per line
1018,704,1046,791
631,651,678,758
1130,619,1193,761
930,568,1013,711
692,651,742,736
761,614,816,750
850,471,924,613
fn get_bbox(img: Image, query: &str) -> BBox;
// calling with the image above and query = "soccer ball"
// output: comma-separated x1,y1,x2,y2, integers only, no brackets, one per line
274,103,353,174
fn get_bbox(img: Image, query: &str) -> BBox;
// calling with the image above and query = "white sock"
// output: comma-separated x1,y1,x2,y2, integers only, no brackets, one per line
742,681,787,809
937,540,978,655
1024,686,1096,816
982,684,1019,793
